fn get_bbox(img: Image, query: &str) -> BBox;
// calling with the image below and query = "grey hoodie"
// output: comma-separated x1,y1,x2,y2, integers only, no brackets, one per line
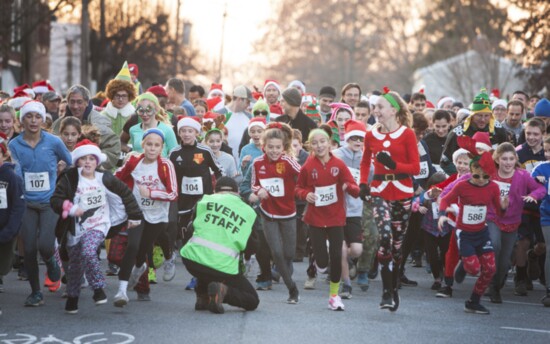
332,146,370,217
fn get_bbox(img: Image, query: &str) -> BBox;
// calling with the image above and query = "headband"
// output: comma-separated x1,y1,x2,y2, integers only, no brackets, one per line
382,86,401,111
308,128,330,142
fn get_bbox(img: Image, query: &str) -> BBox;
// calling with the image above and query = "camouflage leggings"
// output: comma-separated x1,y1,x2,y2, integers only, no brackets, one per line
357,201,379,273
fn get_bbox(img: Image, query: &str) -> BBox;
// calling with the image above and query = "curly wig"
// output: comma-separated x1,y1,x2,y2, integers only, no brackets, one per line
105,79,136,102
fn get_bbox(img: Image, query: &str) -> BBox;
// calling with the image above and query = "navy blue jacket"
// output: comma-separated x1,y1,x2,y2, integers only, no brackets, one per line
0,162,25,243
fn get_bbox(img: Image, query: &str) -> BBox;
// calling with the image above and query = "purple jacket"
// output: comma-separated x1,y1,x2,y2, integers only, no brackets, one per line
487,168,545,229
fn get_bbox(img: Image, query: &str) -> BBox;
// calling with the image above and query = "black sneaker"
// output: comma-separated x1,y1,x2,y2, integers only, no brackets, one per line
490,288,502,304
287,286,299,304
514,280,528,296
431,281,442,290
389,289,400,312
93,288,107,305
208,282,227,314
379,290,395,309
65,297,78,314
464,300,490,314
526,278,533,291
436,286,453,298
454,261,466,284
400,275,418,287
527,249,541,281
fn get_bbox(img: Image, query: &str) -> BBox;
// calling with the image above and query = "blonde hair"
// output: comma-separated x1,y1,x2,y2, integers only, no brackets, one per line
261,123,294,156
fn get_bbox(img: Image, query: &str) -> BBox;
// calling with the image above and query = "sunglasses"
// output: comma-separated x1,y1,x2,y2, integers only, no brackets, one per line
472,174,490,180
253,110,268,116
349,136,364,142
136,106,155,116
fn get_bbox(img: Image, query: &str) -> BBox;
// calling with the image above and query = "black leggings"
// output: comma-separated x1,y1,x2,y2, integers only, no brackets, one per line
309,226,344,284
423,231,451,280
400,211,424,272
136,221,170,267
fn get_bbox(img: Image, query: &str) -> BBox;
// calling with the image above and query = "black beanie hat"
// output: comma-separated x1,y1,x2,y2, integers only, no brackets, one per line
319,86,336,99
215,176,239,193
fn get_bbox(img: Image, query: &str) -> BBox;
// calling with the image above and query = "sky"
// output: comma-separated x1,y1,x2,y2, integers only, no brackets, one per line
174,0,272,84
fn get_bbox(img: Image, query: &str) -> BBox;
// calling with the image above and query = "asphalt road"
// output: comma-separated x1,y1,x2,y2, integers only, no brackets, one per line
1,254,549,344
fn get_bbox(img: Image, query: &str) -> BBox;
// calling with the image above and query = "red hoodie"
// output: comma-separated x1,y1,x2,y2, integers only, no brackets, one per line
296,153,360,227
251,154,301,219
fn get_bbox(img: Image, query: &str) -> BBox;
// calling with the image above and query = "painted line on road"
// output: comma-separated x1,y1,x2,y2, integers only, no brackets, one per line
482,298,542,306
501,327,550,334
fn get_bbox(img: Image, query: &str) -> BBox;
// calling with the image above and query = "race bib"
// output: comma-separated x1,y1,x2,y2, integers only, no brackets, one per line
431,202,439,219
418,143,427,156
0,188,7,209
315,184,337,207
24,172,50,192
182,176,203,195
260,178,285,197
462,205,487,225
80,188,106,211
494,181,511,197
348,167,360,184
415,161,429,179
140,197,160,210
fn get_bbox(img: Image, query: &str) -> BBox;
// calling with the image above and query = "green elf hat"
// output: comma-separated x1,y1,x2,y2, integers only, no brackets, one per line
115,61,133,82
464,88,495,132
305,102,322,125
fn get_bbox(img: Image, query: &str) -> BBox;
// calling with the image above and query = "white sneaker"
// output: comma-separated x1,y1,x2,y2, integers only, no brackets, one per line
328,295,345,311
163,253,176,282
304,276,316,290
128,263,147,289
113,290,129,308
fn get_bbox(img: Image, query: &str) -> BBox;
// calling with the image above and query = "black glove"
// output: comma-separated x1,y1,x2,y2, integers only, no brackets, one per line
376,152,396,170
359,183,370,202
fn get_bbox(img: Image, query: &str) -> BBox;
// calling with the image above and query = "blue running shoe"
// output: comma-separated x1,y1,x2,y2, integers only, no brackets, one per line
185,277,197,290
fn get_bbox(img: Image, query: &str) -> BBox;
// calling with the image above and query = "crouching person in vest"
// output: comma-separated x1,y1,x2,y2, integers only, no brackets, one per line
181,176,259,314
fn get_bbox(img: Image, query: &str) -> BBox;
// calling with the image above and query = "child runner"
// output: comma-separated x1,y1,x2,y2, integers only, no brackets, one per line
50,140,142,313
205,129,239,182
417,172,449,291
529,136,550,307
438,148,508,314
296,127,360,311
170,117,222,290
8,101,72,306
359,88,420,311
332,119,366,299
239,118,266,174
486,142,544,303
251,122,301,304
115,128,178,304
0,133,25,315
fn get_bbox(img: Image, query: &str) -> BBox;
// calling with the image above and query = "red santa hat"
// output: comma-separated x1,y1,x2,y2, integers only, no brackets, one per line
263,80,281,94
128,63,139,77
20,100,46,121
437,96,455,109
146,85,168,98
207,83,224,99
252,91,263,101
7,91,33,109
202,111,217,124
248,117,266,133
206,96,225,112
32,80,54,94
344,119,367,141
177,116,202,132
72,139,107,165
425,101,435,109
14,84,35,99
472,132,492,152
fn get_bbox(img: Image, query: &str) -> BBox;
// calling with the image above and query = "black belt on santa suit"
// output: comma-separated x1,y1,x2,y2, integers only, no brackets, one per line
372,173,410,181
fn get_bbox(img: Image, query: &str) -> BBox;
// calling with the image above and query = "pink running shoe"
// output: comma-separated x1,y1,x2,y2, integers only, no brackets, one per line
328,295,345,311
